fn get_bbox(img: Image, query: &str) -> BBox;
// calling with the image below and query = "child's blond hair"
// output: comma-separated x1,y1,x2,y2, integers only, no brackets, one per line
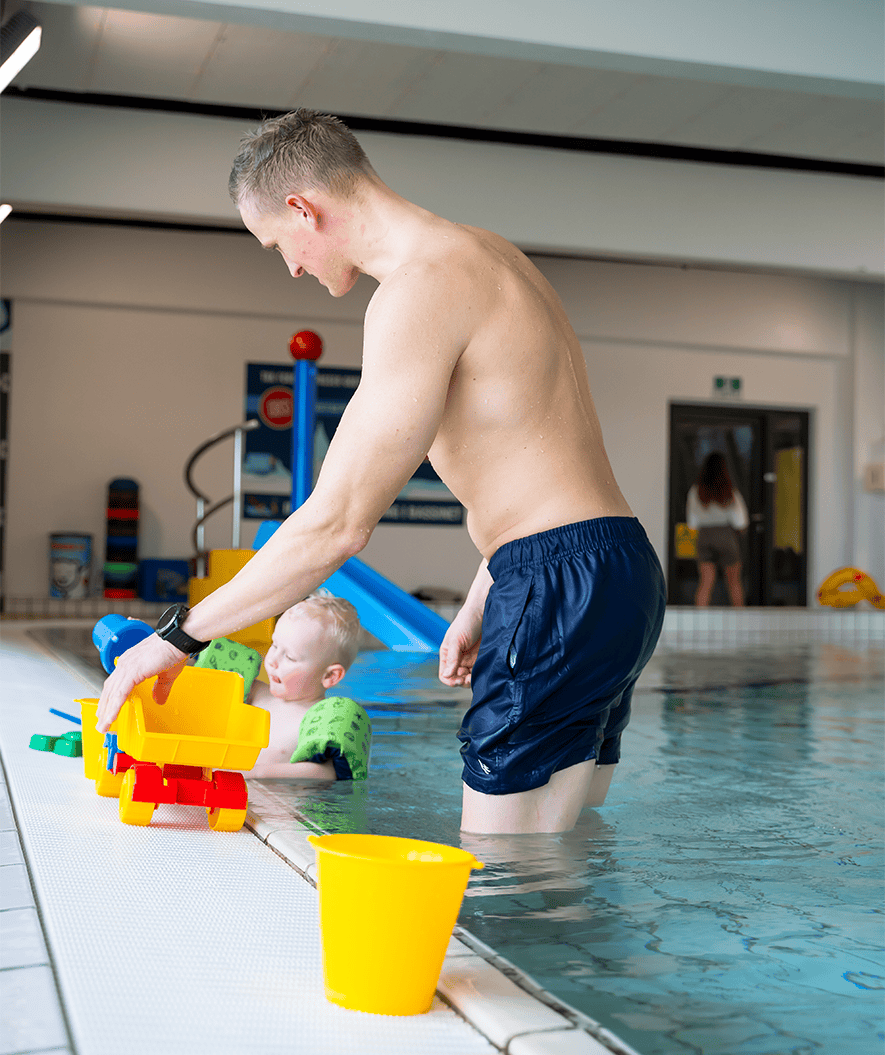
279,590,361,668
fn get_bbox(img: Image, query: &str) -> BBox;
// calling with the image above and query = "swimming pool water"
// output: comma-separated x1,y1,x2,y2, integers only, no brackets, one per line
38,631,885,1055
297,644,884,1055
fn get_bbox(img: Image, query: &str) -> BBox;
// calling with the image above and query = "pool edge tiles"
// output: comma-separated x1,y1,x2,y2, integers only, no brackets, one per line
442,928,646,1055
245,791,644,1055
1,628,500,1055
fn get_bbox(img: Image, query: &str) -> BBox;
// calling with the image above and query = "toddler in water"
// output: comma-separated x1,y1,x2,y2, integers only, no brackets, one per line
243,592,369,780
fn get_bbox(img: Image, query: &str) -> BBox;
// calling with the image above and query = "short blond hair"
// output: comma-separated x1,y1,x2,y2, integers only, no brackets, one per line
229,109,375,213
279,590,361,669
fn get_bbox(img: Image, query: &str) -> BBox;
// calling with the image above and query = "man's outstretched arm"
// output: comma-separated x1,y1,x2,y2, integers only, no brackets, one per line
96,269,466,732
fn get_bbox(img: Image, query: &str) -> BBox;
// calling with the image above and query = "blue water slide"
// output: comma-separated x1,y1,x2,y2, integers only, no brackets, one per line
252,521,449,652
323,556,449,652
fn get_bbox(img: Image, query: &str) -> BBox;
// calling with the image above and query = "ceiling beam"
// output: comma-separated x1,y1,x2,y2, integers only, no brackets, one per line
36,0,884,99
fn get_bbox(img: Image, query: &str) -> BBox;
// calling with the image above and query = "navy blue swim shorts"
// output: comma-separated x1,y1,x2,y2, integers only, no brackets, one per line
458,517,666,795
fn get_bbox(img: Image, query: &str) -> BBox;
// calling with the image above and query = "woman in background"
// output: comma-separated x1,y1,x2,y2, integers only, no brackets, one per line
686,452,748,607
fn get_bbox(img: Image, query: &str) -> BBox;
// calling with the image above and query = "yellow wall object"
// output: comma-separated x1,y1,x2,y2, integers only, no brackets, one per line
189,549,275,655
774,447,804,553
675,523,698,559
817,567,885,609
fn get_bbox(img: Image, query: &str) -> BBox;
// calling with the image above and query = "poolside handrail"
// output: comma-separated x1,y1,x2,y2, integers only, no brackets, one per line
183,419,260,571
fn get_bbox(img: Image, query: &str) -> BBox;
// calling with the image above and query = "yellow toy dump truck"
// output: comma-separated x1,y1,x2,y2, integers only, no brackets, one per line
78,666,269,830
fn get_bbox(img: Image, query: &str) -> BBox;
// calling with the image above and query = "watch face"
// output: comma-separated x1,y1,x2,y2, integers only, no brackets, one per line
157,604,187,635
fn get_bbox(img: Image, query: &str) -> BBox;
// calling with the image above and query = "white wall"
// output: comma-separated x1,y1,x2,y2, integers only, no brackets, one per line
2,97,882,278
532,255,878,592
1,217,881,602
851,285,885,584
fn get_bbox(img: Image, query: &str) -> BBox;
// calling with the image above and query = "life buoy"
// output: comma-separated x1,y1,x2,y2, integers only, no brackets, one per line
817,568,885,609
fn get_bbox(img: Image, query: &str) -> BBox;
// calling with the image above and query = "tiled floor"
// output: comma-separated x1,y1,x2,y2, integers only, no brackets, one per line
658,604,883,648
0,623,630,1055
1,762,74,1055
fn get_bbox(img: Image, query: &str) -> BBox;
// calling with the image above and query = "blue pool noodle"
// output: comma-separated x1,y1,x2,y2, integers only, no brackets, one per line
292,359,317,511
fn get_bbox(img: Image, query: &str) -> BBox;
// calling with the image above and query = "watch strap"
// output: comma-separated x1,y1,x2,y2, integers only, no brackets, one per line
155,604,210,655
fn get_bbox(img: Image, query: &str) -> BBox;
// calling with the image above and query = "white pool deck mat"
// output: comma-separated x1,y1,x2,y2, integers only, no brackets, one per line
0,623,633,1055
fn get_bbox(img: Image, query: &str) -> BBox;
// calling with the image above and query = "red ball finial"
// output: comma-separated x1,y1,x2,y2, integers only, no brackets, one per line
289,330,324,361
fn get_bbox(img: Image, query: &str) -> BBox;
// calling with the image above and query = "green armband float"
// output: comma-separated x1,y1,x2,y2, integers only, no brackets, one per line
194,638,262,699
290,696,371,781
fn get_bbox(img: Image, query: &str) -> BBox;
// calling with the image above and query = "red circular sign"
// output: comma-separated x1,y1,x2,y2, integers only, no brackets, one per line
259,386,293,429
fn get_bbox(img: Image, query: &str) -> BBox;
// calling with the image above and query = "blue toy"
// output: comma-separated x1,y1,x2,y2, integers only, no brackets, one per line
92,614,153,674
49,708,81,725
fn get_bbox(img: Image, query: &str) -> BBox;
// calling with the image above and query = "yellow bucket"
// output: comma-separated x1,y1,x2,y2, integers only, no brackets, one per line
308,833,483,1015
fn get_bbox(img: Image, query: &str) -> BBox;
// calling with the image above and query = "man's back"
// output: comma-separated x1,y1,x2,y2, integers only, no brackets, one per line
367,216,633,558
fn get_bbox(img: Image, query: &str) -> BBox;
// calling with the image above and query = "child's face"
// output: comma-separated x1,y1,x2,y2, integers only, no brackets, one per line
264,612,344,702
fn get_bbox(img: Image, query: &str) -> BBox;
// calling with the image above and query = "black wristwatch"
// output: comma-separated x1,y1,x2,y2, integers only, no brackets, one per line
155,604,211,656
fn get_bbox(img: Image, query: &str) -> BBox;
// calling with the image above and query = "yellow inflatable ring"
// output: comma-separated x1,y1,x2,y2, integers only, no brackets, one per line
817,567,885,609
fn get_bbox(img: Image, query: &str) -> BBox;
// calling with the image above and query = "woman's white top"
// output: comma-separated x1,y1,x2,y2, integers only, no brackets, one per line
686,485,749,529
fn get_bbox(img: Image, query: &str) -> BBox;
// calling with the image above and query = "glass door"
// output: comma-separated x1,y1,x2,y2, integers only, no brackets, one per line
765,411,809,606
668,405,809,606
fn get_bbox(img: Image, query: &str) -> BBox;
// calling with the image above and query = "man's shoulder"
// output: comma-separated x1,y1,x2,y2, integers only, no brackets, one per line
376,251,467,297
380,224,512,289
365,261,477,349
368,230,508,322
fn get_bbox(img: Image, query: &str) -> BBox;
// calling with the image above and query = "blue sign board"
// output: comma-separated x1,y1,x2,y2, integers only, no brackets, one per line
244,363,463,526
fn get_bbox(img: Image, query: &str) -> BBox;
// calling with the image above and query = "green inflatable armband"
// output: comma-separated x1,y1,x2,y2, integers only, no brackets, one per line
194,638,262,698
290,696,371,781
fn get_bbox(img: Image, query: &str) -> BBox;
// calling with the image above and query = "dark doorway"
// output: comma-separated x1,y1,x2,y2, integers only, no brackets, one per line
668,404,809,606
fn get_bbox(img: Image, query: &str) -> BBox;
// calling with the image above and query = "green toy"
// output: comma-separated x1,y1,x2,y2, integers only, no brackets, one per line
290,696,371,781
30,731,83,757
194,638,262,698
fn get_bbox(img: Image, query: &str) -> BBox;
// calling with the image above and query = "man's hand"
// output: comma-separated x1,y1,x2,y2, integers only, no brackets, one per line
439,559,492,687
439,608,483,687
95,634,189,733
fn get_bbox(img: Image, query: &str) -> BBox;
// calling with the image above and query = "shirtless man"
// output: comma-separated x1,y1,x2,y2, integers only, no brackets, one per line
96,110,666,833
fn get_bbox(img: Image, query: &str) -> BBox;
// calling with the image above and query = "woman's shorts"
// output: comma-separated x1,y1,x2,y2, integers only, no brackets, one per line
458,517,666,796
696,525,740,567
